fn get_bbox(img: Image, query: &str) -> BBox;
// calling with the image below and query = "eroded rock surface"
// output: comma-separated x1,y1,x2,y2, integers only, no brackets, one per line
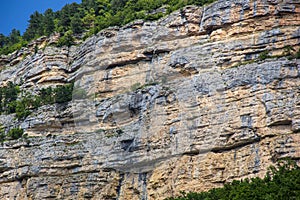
0,0,300,199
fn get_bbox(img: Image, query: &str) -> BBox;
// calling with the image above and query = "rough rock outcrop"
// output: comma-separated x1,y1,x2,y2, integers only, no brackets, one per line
0,0,300,199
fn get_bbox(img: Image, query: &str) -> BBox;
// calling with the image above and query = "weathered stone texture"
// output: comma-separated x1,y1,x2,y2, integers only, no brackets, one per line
0,0,299,199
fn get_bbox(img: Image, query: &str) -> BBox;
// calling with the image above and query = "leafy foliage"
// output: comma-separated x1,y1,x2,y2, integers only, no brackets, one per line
258,50,270,60
166,159,300,200
0,0,218,55
0,125,5,144
57,30,75,47
0,124,24,142
0,82,20,114
0,82,74,120
53,83,74,103
7,128,24,140
130,82,142,91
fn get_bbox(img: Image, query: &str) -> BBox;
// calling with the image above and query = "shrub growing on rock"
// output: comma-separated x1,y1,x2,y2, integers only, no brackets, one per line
7,128,24,140
166,159,300,200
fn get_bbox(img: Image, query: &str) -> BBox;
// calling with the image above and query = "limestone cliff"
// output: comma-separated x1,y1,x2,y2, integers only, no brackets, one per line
0,0,300,199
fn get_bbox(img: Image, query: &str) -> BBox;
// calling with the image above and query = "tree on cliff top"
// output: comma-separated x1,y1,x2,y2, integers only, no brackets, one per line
0,0,218,55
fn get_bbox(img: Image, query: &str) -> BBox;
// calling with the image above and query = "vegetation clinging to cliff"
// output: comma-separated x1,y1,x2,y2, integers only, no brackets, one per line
0,125,24,143
0,0,216,55
166,159,300,200
0,82,74,120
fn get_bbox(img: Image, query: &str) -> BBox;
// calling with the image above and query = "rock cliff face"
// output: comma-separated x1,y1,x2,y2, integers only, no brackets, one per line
0,0,300,199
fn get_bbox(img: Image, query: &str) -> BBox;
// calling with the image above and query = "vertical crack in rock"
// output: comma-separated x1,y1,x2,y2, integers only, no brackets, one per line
0,0,299,199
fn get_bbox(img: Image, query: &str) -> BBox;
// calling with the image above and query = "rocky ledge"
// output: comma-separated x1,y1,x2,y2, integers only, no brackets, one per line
0,0,299,199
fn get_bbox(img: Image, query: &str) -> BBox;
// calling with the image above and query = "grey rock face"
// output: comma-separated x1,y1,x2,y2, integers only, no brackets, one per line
0,0,299,199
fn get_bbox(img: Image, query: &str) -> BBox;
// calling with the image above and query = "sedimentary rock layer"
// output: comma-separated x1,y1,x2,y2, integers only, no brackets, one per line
0,0,299,199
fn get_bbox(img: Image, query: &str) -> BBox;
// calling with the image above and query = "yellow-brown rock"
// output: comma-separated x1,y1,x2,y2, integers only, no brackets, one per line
0,0,299,199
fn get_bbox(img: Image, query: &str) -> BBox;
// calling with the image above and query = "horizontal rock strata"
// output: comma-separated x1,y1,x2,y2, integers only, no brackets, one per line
0,0,299,199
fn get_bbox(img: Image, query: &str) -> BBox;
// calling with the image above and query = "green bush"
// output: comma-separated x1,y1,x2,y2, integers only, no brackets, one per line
166,159,300,200
130,82,142,91
15,100,32,119
15,92,41,119
53,83,74,103
0,82,75,120
39,87,55,105
7,128,24,140
0,82,20,114
57,30,75,47
258,50,270,60
0,125,24,142
0,125,5,144
1,0,218,56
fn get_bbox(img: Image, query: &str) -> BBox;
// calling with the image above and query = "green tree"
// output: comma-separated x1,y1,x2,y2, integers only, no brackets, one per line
15,100,31,119
57,30,75,47
43,9,55,36
82,8,96,30
166,159,300,200
0,124,5,144
111,0,129,13
58,3,81,33
8,29,21,45
7,128,23,140
82,0,98,12
1,0,220,56
96,0,111,14
23,11,44,40
2,82,19,114
0,34,7,48
57,5,72,33
40,87,54,105
71,13,84,34
15,92,37,119
54,83,74,103
0,29,27,55
3,82,19,102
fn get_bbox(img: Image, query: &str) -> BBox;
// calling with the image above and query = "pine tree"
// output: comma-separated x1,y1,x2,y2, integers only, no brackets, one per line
71,13,84,34
43,9,55,36
23,11,44,40
8,29,21,45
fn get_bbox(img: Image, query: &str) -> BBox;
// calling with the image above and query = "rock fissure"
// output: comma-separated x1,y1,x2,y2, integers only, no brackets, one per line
0,0,299,199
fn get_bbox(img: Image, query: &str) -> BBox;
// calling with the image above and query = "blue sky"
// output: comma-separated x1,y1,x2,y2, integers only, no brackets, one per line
0,0,81,36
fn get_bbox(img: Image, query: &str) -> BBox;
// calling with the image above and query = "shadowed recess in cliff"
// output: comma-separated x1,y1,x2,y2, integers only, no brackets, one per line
0,0,299,199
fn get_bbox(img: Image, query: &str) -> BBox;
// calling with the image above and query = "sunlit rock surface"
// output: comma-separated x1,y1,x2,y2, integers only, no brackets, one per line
0,0,299,199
